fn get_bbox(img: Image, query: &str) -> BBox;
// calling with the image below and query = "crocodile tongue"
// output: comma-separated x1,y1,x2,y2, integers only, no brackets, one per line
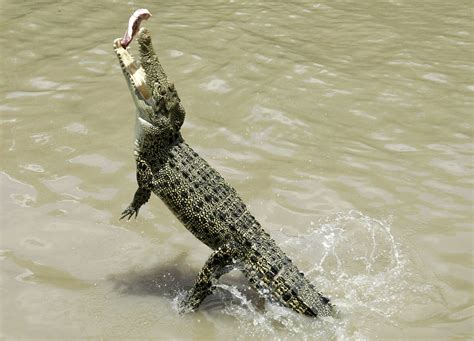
120,8,152,48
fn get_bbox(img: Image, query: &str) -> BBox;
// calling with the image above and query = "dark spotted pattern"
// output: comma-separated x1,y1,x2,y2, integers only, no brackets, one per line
115,27,334,318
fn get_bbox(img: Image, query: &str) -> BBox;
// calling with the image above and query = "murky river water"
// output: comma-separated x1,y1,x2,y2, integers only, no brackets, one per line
1,1,472,339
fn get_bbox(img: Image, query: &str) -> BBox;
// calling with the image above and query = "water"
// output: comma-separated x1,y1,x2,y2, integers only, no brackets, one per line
1,0,472,339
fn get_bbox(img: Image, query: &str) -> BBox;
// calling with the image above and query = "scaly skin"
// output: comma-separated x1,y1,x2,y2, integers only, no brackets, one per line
113,27,334,318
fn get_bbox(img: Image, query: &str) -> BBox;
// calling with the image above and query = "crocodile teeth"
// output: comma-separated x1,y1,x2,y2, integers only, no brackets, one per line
114,40,151,100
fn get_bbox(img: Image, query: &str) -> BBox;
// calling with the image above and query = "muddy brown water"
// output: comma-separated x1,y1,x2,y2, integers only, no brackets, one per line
1,1,473,339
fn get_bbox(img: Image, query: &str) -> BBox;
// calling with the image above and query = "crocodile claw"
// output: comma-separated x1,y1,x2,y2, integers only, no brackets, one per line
120,206,139,220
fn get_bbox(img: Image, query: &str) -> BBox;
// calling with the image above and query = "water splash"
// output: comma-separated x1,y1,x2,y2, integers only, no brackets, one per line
172,210,437,339
215,283,338,340
278,210,435,323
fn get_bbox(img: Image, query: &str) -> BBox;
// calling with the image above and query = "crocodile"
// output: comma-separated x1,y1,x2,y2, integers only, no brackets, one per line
113,19,334,318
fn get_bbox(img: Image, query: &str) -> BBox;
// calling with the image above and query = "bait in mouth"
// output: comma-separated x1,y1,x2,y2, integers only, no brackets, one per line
120,8,152,48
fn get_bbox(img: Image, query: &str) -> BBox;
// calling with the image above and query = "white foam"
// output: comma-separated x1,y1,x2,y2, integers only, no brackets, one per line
422,73,448,84
200,78,231,94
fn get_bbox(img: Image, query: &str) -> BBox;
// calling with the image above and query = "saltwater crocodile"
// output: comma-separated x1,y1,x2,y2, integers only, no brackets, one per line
113,13,334,318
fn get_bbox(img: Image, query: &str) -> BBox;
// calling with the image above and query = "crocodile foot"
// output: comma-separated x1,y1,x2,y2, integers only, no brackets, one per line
177,297,194,314
178,289,207,314
120,205,139,220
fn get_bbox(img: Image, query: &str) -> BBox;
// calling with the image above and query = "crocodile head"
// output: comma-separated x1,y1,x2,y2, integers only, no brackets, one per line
114,27,185,150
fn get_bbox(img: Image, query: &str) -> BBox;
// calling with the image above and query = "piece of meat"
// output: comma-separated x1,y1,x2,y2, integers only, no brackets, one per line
120,8,152,48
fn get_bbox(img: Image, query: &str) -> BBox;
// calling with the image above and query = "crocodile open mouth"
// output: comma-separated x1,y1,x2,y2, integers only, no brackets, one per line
114,35,151,101
114,9,153,101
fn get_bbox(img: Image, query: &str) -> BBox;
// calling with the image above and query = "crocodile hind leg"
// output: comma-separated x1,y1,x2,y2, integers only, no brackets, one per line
179,243,238,313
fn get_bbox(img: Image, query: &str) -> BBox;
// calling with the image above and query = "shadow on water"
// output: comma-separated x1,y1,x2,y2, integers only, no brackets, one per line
107,253,265,313
107,253,194,298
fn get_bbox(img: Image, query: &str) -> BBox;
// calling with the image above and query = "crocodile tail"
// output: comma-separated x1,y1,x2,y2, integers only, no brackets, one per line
273,263,334,317
243,239,333,317
282,264,334,317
